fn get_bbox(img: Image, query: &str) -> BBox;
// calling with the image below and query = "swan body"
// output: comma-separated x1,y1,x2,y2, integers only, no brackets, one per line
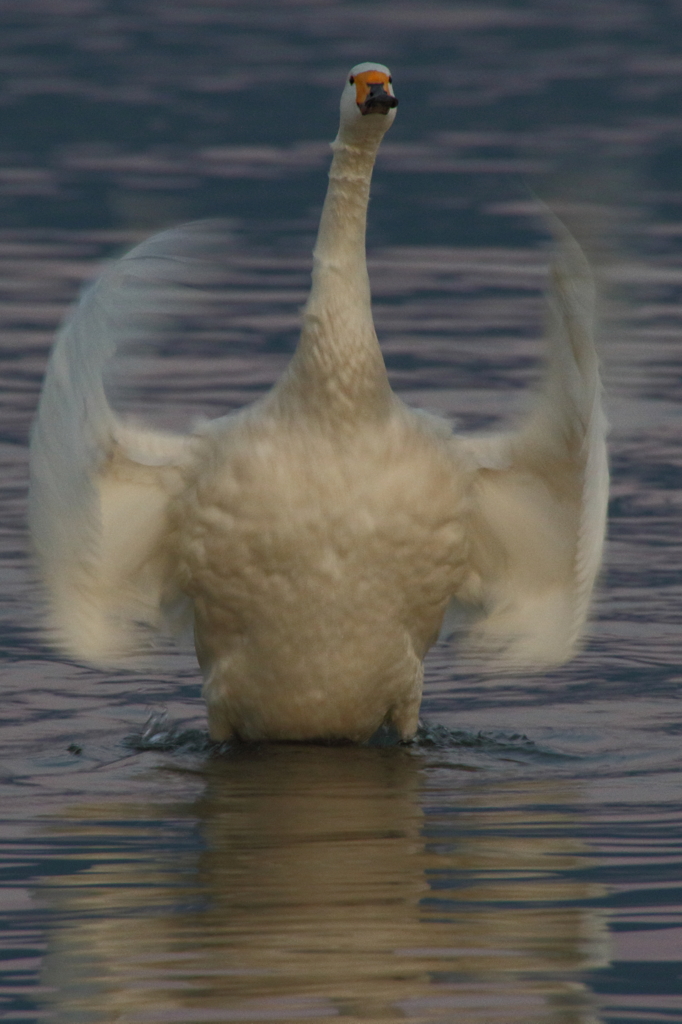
29,63,609,743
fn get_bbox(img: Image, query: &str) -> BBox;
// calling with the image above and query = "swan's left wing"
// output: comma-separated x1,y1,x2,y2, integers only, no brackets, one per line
448,220,609,668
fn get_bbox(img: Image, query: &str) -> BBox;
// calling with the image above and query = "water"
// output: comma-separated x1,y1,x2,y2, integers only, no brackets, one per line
1,1,682,1021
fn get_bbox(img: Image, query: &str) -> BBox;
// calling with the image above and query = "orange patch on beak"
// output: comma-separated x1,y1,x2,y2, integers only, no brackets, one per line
354,71,392,106
352,71,397,116
352,71,391,107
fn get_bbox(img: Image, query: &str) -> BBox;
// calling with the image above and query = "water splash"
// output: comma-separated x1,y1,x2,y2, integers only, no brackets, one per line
123,710,577,765
414,721,577,762
124,711,231,756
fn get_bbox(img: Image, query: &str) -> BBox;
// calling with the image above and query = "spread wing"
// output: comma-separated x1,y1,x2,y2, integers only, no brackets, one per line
449,218,609,668
28,223,231,664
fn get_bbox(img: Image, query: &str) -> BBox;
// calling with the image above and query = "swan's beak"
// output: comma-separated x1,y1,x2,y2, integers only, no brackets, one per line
354,71,398,115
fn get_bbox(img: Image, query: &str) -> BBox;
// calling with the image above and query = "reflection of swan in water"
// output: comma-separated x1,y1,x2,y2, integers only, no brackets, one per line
39,749,609,1023
29,62,608,743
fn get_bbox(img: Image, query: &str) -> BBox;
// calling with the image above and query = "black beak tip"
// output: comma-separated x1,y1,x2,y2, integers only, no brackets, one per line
359,94,399,116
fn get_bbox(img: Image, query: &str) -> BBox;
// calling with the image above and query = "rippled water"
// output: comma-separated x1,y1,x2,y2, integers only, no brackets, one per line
1,3,682,1022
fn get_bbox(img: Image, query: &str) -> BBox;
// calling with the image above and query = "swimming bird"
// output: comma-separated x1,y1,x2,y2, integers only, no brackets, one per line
28,62,608,743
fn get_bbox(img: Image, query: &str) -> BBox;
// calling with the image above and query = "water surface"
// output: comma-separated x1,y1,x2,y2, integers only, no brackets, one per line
1,2,681,1022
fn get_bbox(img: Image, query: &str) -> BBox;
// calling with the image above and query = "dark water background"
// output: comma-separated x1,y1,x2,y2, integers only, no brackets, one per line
1,1,682,1021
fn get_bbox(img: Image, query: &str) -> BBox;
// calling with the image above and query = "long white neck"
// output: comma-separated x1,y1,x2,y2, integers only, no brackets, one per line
279,127,392,423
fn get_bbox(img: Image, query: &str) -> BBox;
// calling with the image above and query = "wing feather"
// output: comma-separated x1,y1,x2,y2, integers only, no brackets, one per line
28,223,230,663
452,219,609,667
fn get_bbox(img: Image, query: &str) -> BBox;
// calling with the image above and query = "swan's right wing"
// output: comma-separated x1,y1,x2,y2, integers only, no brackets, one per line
449,220,609,668
29,223,232,664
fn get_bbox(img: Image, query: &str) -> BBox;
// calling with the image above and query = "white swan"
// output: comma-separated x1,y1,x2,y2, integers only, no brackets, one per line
28,63,608,743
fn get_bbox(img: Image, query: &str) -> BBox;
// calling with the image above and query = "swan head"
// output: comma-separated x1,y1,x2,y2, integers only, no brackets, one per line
338,62,398,143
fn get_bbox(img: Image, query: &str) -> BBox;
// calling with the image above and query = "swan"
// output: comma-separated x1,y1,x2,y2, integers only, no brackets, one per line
28,62,609,744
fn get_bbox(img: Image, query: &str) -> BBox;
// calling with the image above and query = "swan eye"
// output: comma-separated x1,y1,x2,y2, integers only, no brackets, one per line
388,76,392,83
349,75,355,84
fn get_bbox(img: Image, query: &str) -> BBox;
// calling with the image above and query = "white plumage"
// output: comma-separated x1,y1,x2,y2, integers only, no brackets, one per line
29,63,608,743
